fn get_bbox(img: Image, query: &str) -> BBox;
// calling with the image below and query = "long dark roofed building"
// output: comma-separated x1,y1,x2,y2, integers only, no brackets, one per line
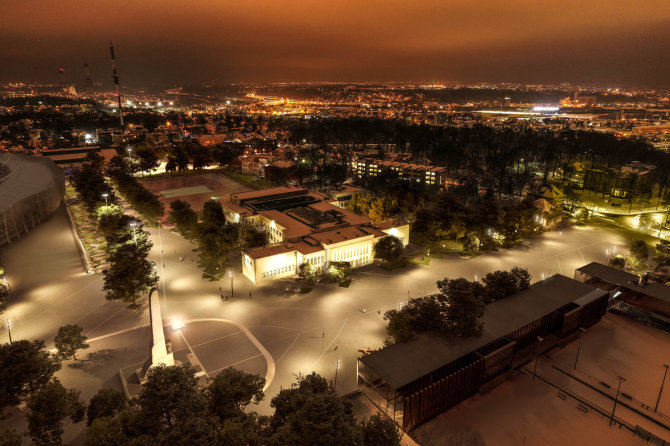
575,262,670,318
358,275,610,431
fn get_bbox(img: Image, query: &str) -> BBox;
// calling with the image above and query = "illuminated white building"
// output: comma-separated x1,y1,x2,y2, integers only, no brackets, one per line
220,187,409,284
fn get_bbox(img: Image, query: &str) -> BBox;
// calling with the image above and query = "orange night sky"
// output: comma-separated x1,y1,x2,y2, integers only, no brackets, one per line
2,0,670,87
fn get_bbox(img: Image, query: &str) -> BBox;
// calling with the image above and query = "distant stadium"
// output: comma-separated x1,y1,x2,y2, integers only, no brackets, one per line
0,152,65,245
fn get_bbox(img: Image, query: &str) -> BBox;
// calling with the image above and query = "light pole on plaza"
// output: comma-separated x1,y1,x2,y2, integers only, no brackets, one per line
102,193,109,206
6,319,12,346
655,364,669,413
610,376,626,426
230,269,234,297
2,276,10,292
334,355,340,390
130,221,137,245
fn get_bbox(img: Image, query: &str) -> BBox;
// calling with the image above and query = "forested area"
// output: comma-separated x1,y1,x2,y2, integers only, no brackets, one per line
0,346,402,446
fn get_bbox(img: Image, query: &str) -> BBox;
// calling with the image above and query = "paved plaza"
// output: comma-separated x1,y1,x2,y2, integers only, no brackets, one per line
0,187,667,442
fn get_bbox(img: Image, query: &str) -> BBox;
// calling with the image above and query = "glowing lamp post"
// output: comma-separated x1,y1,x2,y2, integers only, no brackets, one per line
6,319,12,346
102,193,109,206
130,221,138,245
334,356,340,390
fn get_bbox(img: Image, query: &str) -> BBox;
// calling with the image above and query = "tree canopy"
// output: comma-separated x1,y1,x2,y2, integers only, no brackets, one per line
86,388,127,426
54,325,90,360
26,378,85,446
207,367,265,420
374,235,404,262
0,340,61,410
385,268,532,342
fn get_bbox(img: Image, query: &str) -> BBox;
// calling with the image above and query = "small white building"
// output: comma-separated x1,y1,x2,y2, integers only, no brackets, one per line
221,187,409,284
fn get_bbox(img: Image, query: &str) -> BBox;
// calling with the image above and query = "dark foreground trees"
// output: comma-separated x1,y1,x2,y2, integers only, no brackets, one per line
0,340,61,413
86,388,127,426
208,367,265,420
26,379,85,446
268,372,360,446
83,366,402,446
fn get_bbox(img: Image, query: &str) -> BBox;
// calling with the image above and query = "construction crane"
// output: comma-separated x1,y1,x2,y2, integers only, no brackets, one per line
83,57,93,88
109,41,124,128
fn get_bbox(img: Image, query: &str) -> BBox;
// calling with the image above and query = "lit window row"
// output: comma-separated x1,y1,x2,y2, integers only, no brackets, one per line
306,256,324,265
332,244,370,261
262,264,295,278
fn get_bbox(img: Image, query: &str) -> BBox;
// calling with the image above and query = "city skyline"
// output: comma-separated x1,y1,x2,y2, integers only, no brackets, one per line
3,0,670,88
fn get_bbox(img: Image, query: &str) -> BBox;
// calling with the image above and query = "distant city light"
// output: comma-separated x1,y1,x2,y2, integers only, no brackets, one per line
157,101,163,106
532,106,559,112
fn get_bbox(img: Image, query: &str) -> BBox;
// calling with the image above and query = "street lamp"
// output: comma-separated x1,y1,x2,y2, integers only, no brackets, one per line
573,327,586,370
129,221,137,245
610,376,626,426
2,276,10,292
334,356,340,390
655,364,669,412
102,193,109,206
6,319,12,346
229,269,234,297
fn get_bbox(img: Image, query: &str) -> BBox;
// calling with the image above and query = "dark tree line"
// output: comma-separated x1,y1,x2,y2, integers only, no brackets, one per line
107,156,164,221
69,154,159,307
169,199,267,280
164,140,244,173
384,268,531,343
70,152,116,211
271,117,669,199
83,365,402,446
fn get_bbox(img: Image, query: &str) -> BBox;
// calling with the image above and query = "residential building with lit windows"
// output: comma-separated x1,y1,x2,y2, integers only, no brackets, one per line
352,158,446,187
220,187,410,284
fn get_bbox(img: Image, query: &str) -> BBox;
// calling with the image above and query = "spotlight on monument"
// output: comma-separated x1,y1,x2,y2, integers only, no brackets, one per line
171,318,185,330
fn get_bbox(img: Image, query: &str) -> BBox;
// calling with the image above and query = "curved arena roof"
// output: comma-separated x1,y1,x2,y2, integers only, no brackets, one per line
0,152,65,245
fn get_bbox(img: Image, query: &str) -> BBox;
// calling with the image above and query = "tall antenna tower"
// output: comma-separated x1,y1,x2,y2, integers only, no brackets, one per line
58,68,65,87
83,57,93,88
109,41,124,128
